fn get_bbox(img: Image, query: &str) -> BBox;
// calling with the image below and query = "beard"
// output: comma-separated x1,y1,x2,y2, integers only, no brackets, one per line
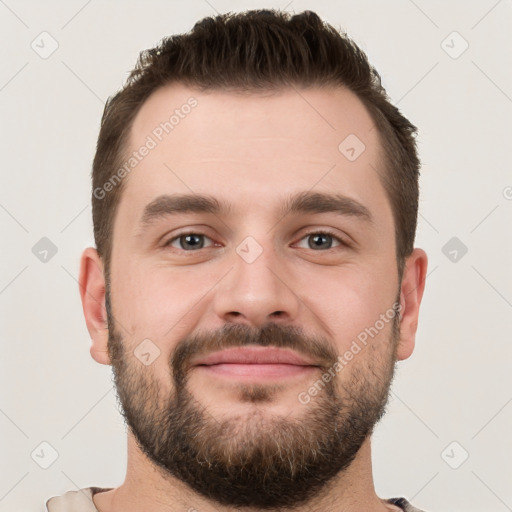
105,286,400,509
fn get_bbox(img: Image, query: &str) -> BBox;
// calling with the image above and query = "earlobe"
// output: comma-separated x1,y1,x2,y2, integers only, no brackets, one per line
78,247,111,365
395,248,428,361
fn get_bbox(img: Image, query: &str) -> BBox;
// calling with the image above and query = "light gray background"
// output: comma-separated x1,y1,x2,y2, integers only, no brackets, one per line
1,1,511,511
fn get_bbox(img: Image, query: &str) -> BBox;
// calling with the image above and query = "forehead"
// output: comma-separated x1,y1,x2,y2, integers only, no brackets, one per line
130,83,378,161
116,82,391,232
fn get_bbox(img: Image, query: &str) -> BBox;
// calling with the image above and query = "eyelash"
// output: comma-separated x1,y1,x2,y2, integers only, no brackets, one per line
162,229,350,252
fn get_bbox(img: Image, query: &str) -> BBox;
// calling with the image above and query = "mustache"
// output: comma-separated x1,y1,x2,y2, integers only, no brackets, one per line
171,322,338,384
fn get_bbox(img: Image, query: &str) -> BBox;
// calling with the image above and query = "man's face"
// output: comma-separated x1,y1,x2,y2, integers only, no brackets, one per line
106,84,402,508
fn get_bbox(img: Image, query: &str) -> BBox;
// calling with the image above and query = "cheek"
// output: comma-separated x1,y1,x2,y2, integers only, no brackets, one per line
301,265,397,352
114,259,217,341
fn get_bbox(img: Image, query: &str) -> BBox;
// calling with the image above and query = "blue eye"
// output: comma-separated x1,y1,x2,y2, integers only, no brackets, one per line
163,230,348,253
295,231,345,250
164,233,215,251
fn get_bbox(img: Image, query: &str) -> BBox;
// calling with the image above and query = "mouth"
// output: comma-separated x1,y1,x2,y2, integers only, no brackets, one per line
191,346,320,380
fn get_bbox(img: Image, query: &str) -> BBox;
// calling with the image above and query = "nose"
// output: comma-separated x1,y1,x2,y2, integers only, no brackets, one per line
212,238,302,328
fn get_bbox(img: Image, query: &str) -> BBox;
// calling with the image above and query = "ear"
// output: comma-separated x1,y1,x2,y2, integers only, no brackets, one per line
78,247,110,365
395,248,428,361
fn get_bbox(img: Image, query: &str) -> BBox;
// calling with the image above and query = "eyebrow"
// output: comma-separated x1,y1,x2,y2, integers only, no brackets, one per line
137,190,373,231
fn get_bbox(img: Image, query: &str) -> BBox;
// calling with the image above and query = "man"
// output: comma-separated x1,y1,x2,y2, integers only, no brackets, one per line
47,9,428,512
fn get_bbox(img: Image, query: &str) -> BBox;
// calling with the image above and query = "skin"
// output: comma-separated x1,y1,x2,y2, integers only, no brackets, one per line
79,83,427,512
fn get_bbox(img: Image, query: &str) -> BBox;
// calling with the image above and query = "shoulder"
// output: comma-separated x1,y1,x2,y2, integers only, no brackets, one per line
45,487,113,512
386,497,428,511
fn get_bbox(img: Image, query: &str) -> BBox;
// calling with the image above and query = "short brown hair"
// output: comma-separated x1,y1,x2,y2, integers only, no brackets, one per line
92,9,420,283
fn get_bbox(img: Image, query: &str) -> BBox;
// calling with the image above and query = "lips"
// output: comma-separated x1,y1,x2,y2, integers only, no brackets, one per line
191,346,319,367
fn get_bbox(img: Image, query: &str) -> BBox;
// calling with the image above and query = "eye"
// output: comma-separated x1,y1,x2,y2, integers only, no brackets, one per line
163,232,216,251
162,229,348,253
294,231,347,251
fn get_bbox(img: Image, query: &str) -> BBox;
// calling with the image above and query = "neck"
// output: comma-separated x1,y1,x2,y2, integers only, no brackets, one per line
93,433,396,512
